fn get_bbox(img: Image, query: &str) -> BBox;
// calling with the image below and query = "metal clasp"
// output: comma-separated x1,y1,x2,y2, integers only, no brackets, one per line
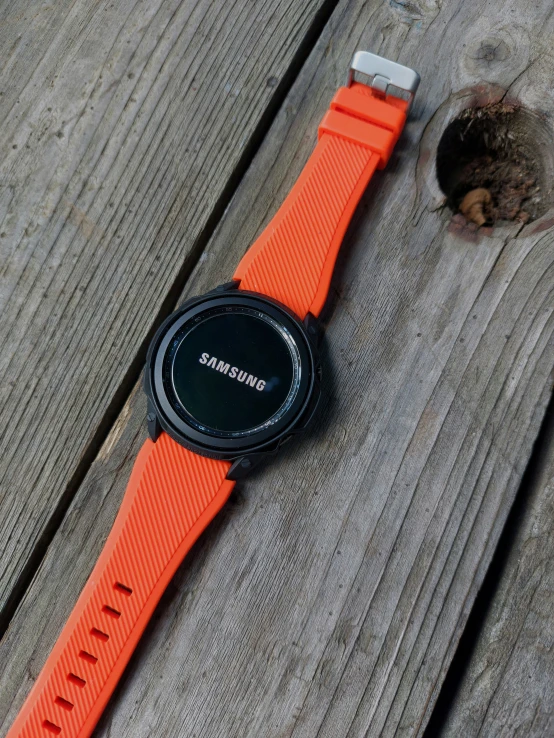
347,51,420,110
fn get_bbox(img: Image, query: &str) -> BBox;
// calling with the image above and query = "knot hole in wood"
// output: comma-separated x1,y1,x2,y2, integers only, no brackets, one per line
435,102,554,228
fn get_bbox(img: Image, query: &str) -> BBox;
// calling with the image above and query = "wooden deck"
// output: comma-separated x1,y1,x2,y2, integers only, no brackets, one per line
1,0,553,736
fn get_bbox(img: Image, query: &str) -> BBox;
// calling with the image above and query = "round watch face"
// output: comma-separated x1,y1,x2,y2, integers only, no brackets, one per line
147,291,317,456
167,306,300,436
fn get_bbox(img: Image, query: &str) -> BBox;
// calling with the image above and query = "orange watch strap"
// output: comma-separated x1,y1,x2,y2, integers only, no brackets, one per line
7,433,234,738
234,83,409,319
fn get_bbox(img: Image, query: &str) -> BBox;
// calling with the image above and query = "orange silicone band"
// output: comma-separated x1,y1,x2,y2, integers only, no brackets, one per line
234,83,408,319
7,433,234,738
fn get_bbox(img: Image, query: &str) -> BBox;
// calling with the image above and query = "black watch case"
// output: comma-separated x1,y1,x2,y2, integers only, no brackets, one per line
144,281,321,480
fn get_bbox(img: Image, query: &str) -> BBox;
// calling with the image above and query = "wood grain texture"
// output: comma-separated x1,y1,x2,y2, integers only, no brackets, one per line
438,412,554,738
0,0,332,615
3,1,554,738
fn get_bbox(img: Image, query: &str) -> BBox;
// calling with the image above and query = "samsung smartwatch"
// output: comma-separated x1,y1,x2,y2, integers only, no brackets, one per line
7,51,420,738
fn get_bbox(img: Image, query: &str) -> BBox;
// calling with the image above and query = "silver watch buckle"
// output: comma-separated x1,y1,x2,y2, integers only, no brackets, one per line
347,51,420,110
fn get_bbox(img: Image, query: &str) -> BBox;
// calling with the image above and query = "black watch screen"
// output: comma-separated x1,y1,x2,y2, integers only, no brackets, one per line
166,306,300,436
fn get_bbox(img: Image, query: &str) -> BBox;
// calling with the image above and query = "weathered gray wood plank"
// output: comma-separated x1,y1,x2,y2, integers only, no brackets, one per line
438,413,554,738
0,0,333,617
3,1,554,737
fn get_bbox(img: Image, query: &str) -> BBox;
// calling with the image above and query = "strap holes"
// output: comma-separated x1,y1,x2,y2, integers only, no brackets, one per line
43,720,62,734
67,673,86,688
91,627,109,642
102,604,121,619
79,650,98,665
114,582,133,596
54,696,74,711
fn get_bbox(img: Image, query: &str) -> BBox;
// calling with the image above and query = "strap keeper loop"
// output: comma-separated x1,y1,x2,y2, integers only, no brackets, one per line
331,86,407,132
318,109,398,168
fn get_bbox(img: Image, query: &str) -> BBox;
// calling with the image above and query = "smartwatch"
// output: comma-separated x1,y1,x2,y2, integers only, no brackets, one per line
7,51,419,738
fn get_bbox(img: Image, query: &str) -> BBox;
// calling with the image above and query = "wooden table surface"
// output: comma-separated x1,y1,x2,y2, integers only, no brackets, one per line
1,0,553,736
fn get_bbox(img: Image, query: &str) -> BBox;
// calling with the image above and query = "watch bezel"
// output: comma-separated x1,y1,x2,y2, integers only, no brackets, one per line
144,288,320,460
